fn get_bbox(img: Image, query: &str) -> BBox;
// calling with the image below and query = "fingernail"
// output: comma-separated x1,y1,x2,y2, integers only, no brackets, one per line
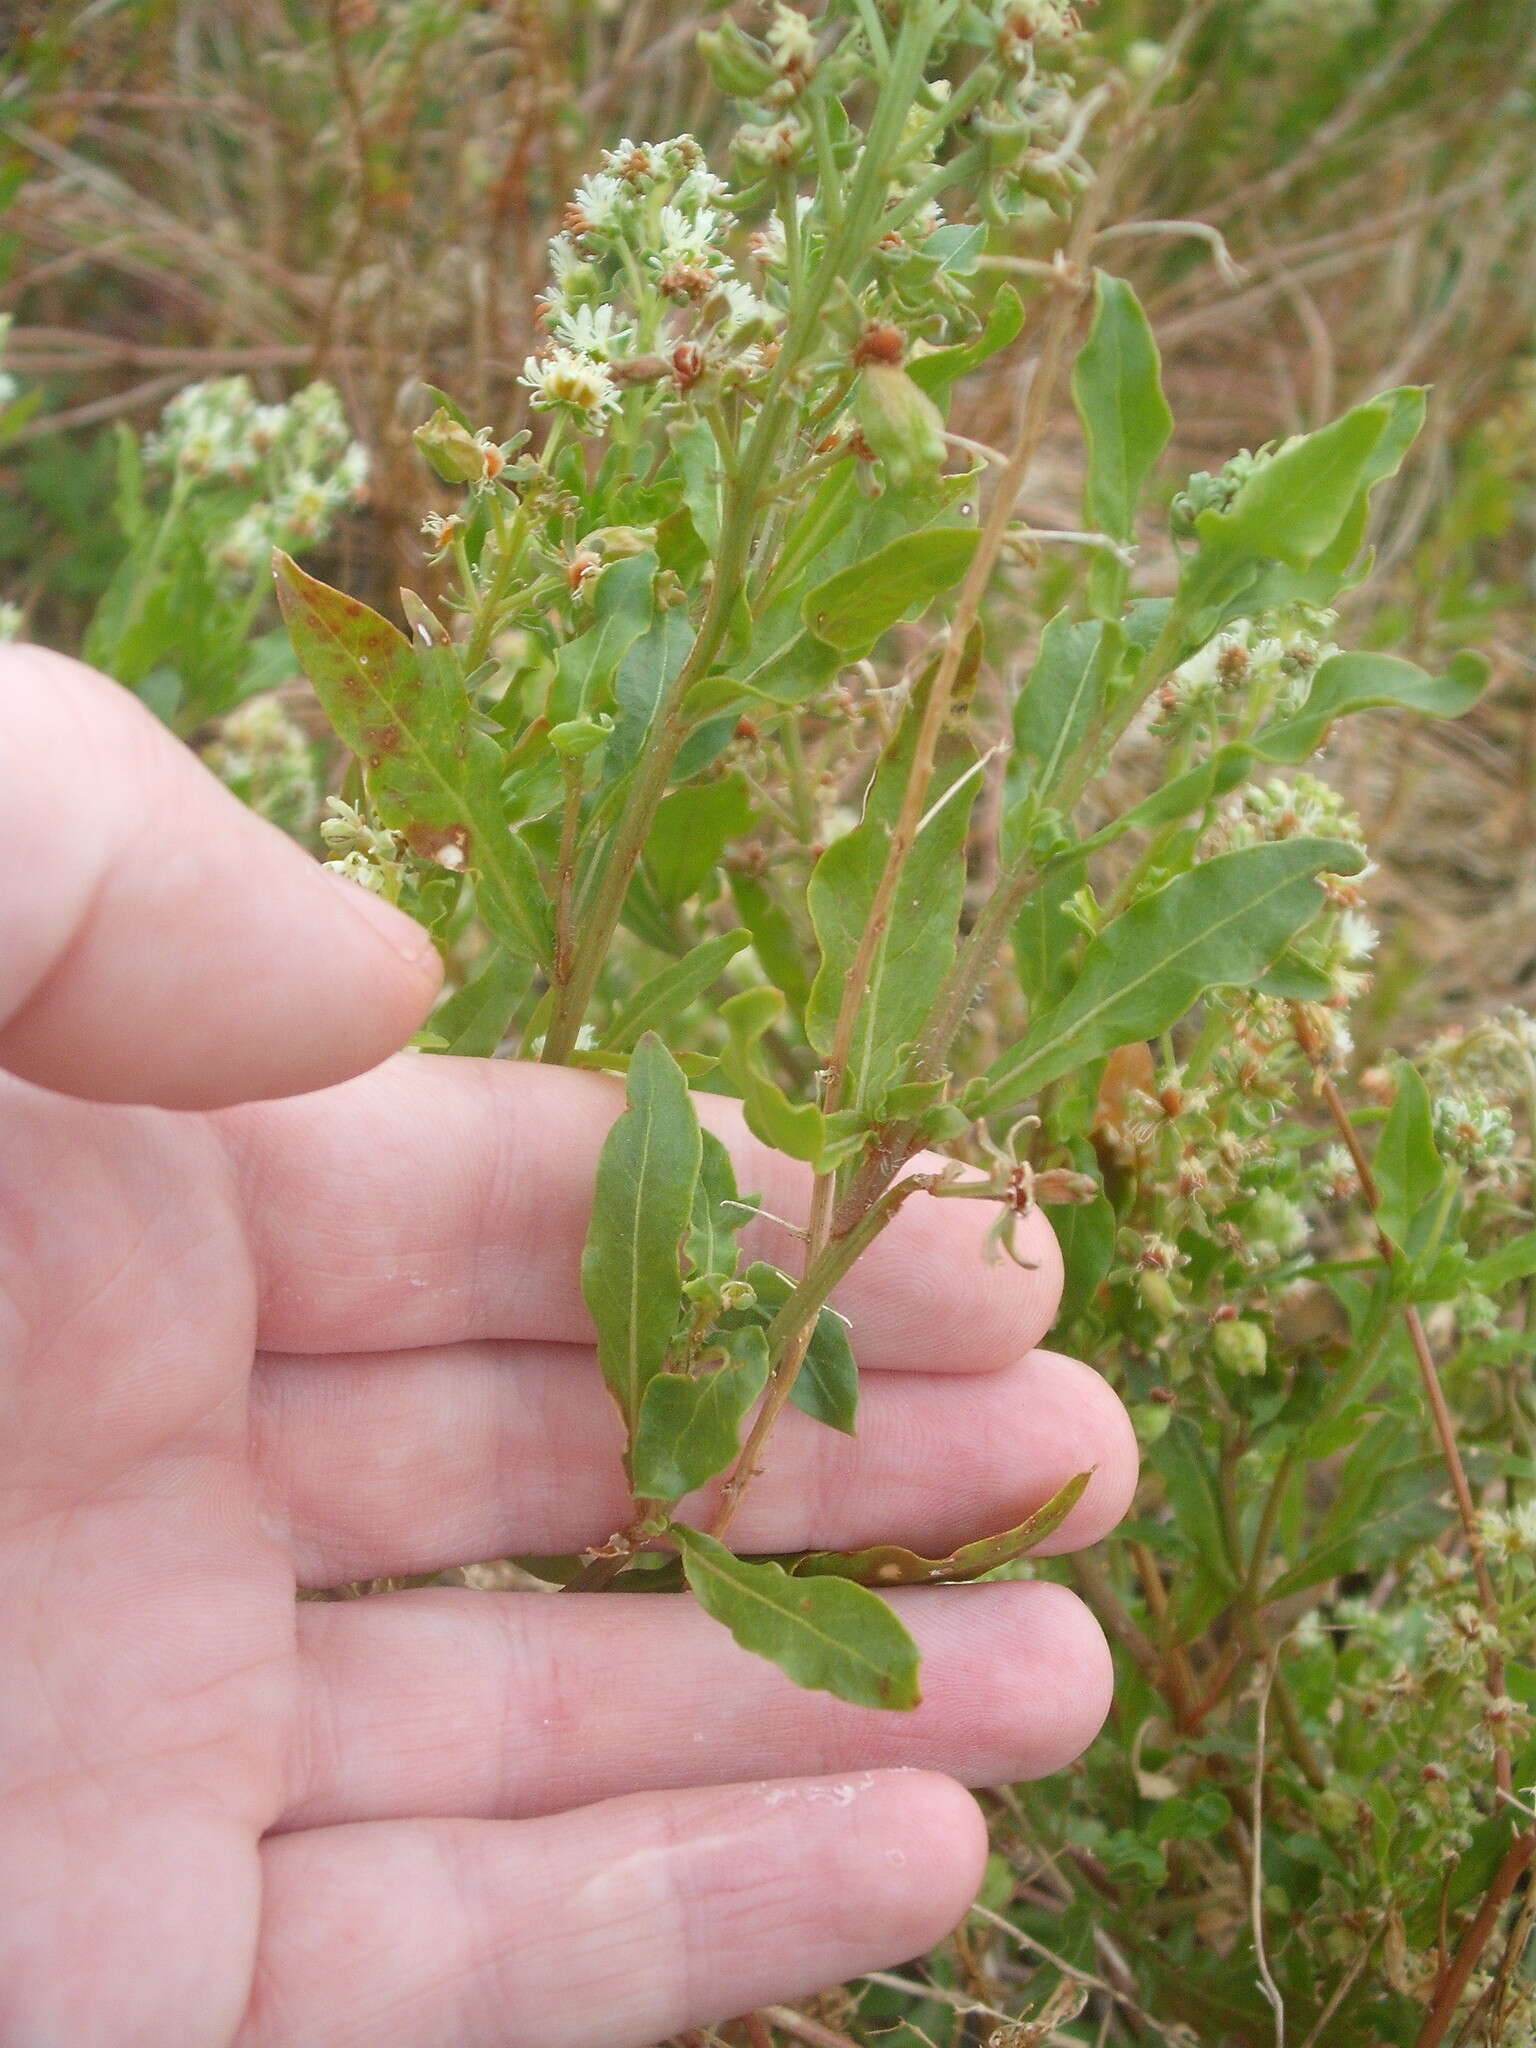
326,869,441,978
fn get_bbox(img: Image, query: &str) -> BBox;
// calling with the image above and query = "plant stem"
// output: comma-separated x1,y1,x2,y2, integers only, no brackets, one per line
1413,1828,1536,2048
707,1173,939,1540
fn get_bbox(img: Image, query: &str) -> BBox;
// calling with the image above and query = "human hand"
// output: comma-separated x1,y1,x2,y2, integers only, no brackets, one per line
0,646,1136,2048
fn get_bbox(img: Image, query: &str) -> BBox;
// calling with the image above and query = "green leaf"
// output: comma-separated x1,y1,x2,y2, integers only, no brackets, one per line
274,552,554,968
1013,613,1125,802
675,1527,921,1710
1192,397,1394,570
803,527,979,656
607,605,695,774
806,681,980,1107
908,284,1026,396
580,1034,702,1434
688,1129,750,1282
1374,1061,1453,1263
1072,273,1173,543
548,552,656,721
643,776,753,907
630,1328,770,1502
738,1262,859,1435
729,870,813,1017
1470,1231,1536,1293
1257,650,1489,764
719,987,827,1163
428,947,533,1057
604,932,750,1053
982,839,1364,1113
1054,1141,1116,1328
789,1471,1091,1586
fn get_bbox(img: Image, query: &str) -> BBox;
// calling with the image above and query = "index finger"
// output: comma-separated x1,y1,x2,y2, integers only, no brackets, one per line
218,1054,1063,1373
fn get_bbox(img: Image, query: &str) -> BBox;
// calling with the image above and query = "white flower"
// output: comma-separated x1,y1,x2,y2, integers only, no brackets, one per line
1335,910,1379,963
552,302,635,361
655,202,726,267
715,277,781,337
519,346,622,421
767,4,816,70
570,171,626,230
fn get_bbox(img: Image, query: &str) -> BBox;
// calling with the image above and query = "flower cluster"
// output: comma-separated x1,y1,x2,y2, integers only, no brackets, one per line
318,796,408,899
522,135,780,433
146,377,370,580
200,694,320,838
1156,606,1340,735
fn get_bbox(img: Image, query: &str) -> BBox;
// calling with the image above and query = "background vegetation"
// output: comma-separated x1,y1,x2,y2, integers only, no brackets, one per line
3,2,1535,2043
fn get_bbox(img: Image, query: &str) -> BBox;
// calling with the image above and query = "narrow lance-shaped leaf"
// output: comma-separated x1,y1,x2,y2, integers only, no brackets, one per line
737,1262,859,1435
547,551,657,722
427,948,533,1058
789,1471,1092,1587
981,838,1366,1113
604,931,751,1053
687,1129,751,1283
675,1527,922,1710
1012,613,1124,806
807,678,981,1109
579,1034,702,1435
1374,1060,1455,1264
630,1327,770,1503
1072,273,1173,544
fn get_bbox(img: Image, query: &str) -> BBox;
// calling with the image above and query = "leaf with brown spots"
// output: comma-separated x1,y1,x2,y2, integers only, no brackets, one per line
274,552,553,967
785,1470,1092,1587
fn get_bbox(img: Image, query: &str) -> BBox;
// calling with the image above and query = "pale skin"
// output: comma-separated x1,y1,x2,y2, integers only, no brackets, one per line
0,645,1138,2048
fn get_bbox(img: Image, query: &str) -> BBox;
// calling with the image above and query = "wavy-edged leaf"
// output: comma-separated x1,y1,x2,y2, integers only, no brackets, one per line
580,1034,701,1433
1257,650,1489,764
630,1327,770,1502
644,776,753,908
789,1471,1091,1587
604,931,750,1052
1072,273,1172,543
982,839,1365,1113
719,987,826,1163
676,1527,921,1709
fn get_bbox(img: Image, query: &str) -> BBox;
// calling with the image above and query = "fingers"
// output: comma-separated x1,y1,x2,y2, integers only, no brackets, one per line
252,1344,1136,1584
221,1055,1062,1363
243,1773,986,2048
281,1579,1110,1830
0,645,440,1107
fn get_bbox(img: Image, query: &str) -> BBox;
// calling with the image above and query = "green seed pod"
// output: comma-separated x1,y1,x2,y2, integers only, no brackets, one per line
413,406,489,484
1138,1270,1180,1324
852,363,947,489
1212,1317,1269,1378
698,21,778,99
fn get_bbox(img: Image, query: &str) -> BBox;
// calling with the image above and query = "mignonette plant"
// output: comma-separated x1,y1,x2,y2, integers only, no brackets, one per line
13,1,1536,2036
252,0,1507,1726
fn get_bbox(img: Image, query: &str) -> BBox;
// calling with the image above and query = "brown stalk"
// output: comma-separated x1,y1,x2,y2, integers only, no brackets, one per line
1412,1827,1536,2048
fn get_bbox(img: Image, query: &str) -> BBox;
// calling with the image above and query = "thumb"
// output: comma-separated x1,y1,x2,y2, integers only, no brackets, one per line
0,645,442,1108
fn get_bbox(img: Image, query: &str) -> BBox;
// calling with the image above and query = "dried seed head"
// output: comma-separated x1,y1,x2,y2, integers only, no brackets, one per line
852,322,906,369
